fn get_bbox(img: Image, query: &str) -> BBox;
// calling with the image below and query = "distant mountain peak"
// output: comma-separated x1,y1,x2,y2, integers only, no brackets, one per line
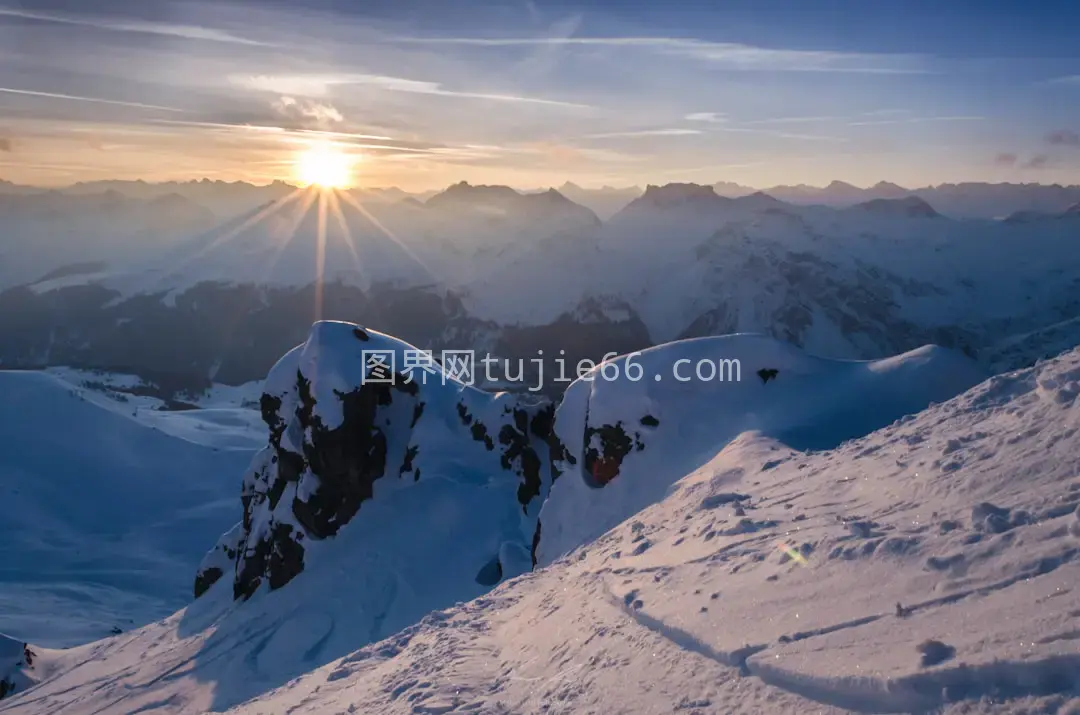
635,183,725,208
852,196,940,218
426,181,522,207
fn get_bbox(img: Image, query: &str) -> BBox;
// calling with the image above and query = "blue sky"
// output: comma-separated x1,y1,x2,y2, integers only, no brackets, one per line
1,0,1079,188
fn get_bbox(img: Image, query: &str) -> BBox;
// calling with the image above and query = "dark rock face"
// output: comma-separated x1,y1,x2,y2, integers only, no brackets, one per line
583,422,646,488
195,322,569,601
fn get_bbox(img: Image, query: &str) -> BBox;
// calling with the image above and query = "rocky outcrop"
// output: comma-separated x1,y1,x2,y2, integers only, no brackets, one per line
195,321,567,601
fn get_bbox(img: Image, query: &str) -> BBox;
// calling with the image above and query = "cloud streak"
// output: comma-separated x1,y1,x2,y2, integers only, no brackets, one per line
0,87,184,112
388,36,930,74
685,112,727,123
150,119,396,142
231,73,588,108
0,6,264,45
584,128,702,139
710,126,847,142
847,115,983,126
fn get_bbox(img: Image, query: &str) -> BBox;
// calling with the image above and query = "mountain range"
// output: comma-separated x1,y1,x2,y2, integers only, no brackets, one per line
6,176,1080,220
1,180,1077,397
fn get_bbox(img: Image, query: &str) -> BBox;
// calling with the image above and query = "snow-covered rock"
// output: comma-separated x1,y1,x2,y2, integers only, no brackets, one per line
194,320,564,601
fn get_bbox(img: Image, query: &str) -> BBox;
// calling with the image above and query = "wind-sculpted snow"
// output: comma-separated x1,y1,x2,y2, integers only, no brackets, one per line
195,320,564,602
537,335,988,565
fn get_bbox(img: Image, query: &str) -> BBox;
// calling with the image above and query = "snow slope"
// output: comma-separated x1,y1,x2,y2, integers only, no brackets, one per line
0,325,1030,714
537,335,988,564
0,370,255,647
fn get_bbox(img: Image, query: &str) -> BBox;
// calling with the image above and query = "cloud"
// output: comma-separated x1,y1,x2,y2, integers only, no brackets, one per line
685,112,726,123
0,136,10,152
584,128,702,139
1046,129,1080,147
231,73,588,108
860,109,914,117
0,6,264,46
994,152,1017,166
747,116,839,124
847,115,983,127
389,36,929,74
1023,154,1050,169
272,97,344,130
0,86,183,112
710,126,846,142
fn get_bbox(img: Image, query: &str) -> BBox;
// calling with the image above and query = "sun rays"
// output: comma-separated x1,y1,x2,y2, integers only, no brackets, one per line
162,143,436,324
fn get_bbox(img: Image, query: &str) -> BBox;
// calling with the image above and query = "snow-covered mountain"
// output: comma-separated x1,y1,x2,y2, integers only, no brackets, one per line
2,182,1079,399
713,180,1080,219
4,320,1079,713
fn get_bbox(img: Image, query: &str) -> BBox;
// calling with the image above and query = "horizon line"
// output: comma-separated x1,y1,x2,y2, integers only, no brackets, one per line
4,176,1080,194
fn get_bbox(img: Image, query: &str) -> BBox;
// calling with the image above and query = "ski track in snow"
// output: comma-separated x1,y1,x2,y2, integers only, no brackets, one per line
3,342,1080,714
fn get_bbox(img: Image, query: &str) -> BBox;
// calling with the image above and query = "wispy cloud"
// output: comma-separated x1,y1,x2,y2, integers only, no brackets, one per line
150,119,395,142
710,126,846,142
1046,129,1080,147
0,87,184,112
272,97,344,130
747,116,839,124
847,115,983,126
584,128,702,139
685,112,727,123
388,36,930,74
0,135,10,152
0,6,264,45
995,152,1053,169
860,109,914,117
231,73,588,108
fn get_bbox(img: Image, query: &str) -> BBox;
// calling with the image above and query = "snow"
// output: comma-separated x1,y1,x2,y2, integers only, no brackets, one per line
537,336,988,565
5,326,1079,713
0,370,256,648
38,368,267,450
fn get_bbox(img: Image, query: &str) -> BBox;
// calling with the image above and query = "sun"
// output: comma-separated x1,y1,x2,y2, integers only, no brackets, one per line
295,143,354,189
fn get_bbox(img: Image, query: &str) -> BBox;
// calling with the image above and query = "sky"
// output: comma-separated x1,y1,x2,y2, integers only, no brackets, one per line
1,0,1080,190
